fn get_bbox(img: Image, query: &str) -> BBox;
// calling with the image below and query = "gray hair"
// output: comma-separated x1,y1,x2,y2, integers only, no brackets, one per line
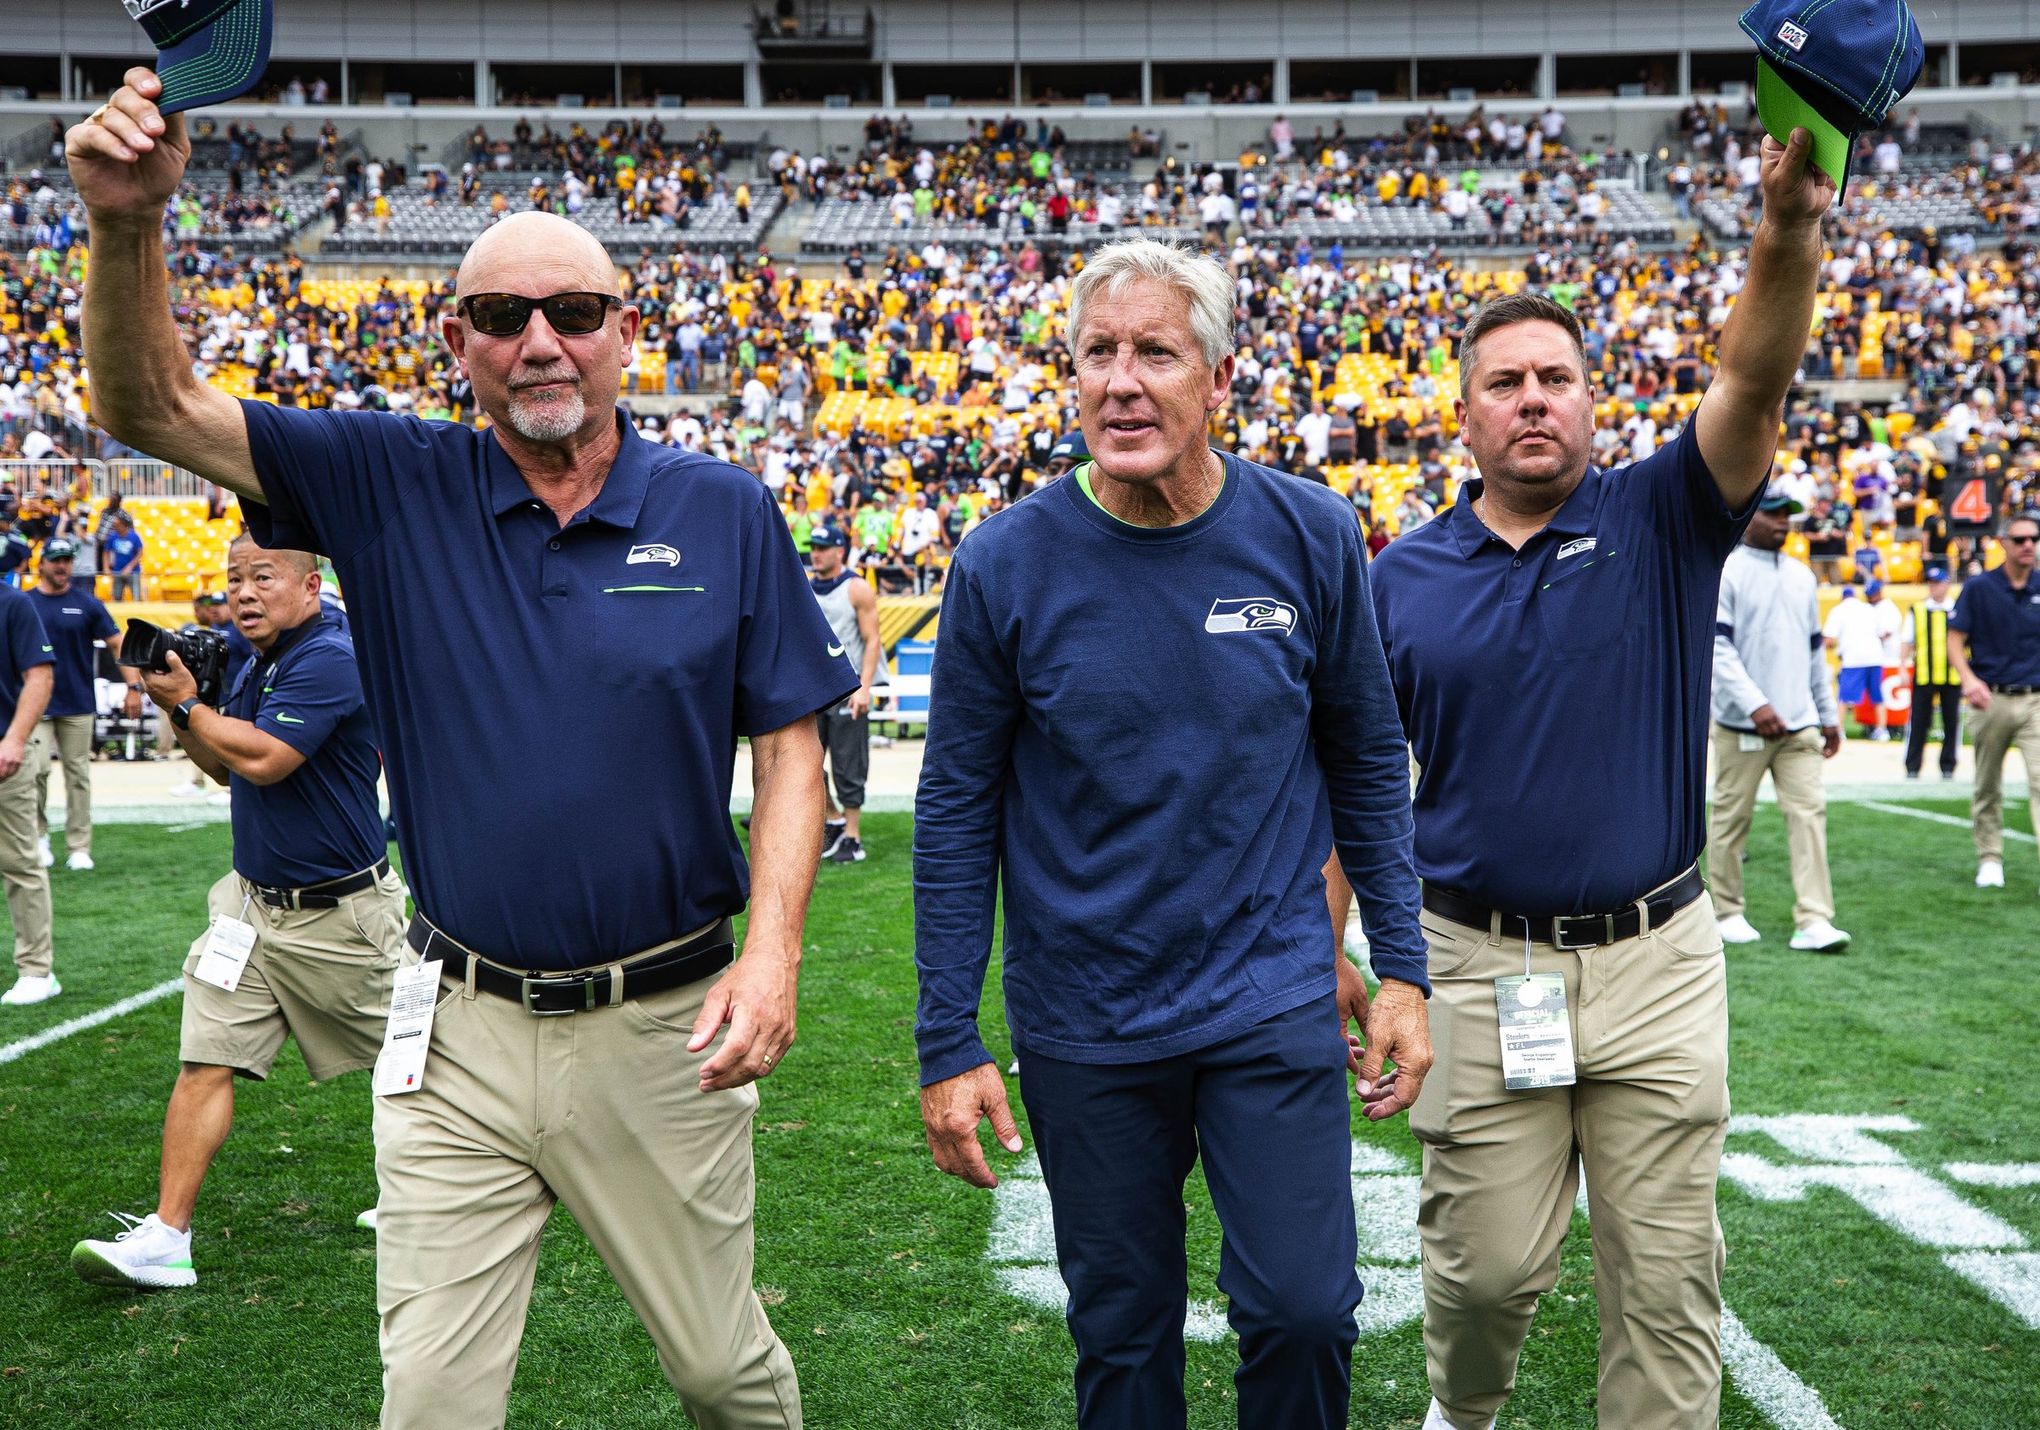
1067,239,1235,369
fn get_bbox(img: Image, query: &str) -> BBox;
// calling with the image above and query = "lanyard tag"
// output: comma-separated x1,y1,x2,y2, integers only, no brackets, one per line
1737,732,1765,753
373,960,442,1098
192,916,257,992
1494,973,1577,1090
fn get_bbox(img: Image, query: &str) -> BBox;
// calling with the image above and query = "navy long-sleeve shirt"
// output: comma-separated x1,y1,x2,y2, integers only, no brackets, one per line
912,454,1426,1086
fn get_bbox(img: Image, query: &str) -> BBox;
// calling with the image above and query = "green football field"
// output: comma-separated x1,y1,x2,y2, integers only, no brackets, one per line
0,800,2034,1429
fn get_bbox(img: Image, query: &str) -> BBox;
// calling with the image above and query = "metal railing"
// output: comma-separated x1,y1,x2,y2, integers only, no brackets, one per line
0,456,100,496
0,456,225,500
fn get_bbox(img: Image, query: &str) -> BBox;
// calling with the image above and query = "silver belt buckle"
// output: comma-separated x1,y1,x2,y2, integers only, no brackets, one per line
519,974,596,1016
1550,912,1617,951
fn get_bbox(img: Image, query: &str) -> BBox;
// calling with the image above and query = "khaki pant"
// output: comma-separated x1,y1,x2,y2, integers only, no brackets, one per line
180,867,406,1081
35,712,95,858
1414,889,1729,1430
1706,724,1835,928
0,727,53,976
1971,690,2040,867
373,949,801,1430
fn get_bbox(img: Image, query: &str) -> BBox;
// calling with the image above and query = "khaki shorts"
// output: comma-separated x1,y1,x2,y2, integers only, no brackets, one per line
180,865,407,1082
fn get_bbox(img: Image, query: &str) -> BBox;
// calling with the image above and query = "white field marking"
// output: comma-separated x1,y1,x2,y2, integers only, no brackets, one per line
1944,1162,2040,1187
1731,1113,1918,1164
1942,1251,2040,1329
987,1142,1426,1345
1721,1307,1846,1430
1859,799,2036,843
164,821,211,833
986,1140,1840,1430
0,977,183,1066
1720,1154,2024,1249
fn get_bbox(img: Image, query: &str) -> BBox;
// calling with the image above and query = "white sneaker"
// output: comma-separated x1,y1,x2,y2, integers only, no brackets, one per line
1869,727,1891,743
36,835,51,868
70,1212,196,1290
1716,913,1762,944
1977,859,2006,889
1789,920,1852,953
355,1207,379,1231
65,851,94,872
1,974,61,1005
168,780,205,799
1423,1399,1494,1430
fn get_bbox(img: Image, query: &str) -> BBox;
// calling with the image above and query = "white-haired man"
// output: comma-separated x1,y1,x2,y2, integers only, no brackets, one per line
914,237,1431,1429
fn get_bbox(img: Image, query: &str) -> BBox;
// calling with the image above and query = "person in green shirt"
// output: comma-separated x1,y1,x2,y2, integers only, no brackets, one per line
1029,148,1052,180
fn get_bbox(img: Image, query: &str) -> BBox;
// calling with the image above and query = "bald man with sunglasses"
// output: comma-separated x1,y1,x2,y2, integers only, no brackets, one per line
69,71,855,1430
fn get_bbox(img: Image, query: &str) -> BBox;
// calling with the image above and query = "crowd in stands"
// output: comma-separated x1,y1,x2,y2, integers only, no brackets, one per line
1668,104,2037,245
1,113,2037,595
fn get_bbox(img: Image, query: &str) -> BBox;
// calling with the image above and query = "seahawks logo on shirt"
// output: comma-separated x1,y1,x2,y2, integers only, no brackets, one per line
627,543,682,567
1205,598,1297,636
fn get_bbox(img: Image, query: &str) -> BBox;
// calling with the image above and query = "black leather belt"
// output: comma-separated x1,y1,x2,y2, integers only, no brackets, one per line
1421,866,1706,951
247,857,391,911
1990,684,2039,695
406,915,735,1016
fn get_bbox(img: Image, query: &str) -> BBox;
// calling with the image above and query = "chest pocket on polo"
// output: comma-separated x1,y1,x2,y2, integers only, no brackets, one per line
1535,547,1632,660
584,583,723,692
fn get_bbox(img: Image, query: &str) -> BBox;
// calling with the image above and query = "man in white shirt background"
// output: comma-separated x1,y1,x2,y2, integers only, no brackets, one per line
1823,585,1893,741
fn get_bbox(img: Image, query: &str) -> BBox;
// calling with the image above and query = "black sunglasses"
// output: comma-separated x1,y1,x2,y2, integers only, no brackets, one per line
458,291,622,338
2005,533,2039,545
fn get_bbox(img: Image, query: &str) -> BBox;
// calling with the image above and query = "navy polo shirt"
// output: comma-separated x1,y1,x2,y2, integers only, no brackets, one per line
1950,566,2040,688
239,401,857,968
225,613,386,889
1369,423,1756,916
27,583,117,718
0,585,54,724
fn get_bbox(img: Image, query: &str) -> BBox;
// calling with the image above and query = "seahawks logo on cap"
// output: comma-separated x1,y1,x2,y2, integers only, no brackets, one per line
124,0,191,19
1205,597,1297,635
1776,20,1809,51
627,543,681,567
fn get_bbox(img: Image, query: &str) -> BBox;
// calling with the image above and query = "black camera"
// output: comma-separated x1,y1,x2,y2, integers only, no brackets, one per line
118,618,231,709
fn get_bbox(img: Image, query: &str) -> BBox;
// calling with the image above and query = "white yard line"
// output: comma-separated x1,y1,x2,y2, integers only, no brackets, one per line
0,978,184,1066
1859,800,2036,843
1722,1307,1846,1430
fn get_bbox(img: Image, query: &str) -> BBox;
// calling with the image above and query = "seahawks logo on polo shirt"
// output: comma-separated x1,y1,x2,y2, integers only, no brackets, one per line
1557,536,1598,561
1204,598,1297,636
627,543,681,567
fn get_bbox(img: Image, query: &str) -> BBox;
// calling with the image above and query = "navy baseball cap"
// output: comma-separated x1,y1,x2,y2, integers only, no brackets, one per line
809,521,850,549
1049,429,1089,462
1739,0,1924,186
125,0,275,117
41,538,77,561
1758,485,1804,514
1924,564,1949,581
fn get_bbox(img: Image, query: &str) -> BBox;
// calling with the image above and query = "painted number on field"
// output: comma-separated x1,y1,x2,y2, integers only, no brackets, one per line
985,1115,2040,1429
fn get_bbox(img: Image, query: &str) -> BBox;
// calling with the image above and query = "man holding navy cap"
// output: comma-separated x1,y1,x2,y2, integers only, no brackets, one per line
1351,6,1921,1418
70,70,852,1430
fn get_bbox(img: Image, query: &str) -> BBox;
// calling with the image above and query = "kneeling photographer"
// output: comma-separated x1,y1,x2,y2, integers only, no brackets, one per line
70,537,402,1291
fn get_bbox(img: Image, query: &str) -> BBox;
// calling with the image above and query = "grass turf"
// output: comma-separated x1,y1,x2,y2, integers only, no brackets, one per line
0,802,2034,1428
